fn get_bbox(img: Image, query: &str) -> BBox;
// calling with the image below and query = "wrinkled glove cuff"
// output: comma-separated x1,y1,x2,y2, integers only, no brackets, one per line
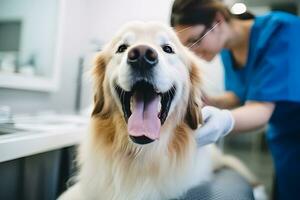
222,109,235,136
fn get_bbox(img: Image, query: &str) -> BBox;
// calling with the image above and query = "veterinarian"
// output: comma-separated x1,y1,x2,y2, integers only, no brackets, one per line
170,0,300,199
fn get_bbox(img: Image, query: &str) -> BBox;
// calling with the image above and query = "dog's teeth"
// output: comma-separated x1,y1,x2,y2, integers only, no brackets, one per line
158,96,161,112
130,97,133,112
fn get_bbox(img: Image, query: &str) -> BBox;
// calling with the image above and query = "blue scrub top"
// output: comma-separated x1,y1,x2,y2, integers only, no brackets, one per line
221,12,300,199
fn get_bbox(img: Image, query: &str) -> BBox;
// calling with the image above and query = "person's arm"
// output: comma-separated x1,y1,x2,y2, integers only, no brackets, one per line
231,101,275,133
195,101,275,146
202,91,240,109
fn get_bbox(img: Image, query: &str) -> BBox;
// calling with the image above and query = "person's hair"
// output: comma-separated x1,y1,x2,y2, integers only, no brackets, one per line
170,0,254,27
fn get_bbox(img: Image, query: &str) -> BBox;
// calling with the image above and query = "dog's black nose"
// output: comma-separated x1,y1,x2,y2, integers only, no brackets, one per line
127,45,158,71
129,135,154,145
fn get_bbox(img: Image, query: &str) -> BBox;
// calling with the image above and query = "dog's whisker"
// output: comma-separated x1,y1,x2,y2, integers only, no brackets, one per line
170,85,176,96
135,147,143,159
168,91,171,104
121,89,126,107
170,86,176,96
128,145,140,160
132,147,141,160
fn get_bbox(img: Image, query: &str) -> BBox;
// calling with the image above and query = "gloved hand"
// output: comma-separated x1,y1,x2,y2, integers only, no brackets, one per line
195,106,235,147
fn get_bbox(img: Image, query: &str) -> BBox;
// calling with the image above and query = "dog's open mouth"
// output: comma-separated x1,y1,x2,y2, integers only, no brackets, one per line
115,81,176,144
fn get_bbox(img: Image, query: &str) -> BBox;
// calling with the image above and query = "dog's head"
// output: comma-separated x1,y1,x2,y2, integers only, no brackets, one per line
92,21,202,145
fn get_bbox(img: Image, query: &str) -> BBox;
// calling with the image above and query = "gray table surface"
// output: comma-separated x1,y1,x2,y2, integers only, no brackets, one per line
176,168,255,200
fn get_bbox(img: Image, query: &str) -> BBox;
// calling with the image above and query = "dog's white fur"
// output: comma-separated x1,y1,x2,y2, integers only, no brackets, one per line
58,21,259,200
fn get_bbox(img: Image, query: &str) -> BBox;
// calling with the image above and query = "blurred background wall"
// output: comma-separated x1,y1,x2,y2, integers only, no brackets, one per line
0,0,90,114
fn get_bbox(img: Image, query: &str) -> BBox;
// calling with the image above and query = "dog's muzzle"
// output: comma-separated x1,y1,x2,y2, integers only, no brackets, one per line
127,45,158,75
114,45,176,145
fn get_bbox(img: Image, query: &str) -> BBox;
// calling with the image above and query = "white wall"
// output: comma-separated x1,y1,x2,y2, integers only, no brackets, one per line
0,0,90,114
86,0,174,44
0,0,58,76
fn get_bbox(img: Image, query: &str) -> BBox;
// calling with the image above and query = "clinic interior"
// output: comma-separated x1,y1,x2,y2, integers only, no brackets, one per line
0,0,299,199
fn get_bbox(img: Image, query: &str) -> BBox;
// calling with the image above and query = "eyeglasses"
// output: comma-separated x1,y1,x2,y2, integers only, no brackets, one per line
187,22,220,49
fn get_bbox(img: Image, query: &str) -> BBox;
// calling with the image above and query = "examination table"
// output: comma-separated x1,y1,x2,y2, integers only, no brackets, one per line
177,168,255,200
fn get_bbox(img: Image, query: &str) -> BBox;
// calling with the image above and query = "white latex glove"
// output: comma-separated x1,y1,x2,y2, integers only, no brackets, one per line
195,106,235,147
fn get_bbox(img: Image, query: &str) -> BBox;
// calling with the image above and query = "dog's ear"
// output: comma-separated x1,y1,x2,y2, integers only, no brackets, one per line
91,51,108,117
185,55,203,129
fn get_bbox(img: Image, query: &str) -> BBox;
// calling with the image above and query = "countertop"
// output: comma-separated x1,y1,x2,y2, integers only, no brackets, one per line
0,114,89,162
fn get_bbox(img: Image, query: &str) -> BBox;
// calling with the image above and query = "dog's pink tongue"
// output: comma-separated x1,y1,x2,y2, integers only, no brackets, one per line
128,94,161,140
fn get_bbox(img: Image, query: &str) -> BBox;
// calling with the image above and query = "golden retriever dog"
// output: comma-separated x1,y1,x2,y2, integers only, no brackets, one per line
58,21,260,200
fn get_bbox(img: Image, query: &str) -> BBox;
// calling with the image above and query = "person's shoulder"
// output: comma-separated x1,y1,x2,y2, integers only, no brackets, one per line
269,11,298,19
256,11,300,27
252,11,300,43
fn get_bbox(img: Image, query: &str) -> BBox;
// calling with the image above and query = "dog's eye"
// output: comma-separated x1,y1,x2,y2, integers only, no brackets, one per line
162,45,175,54
116,44,128,53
